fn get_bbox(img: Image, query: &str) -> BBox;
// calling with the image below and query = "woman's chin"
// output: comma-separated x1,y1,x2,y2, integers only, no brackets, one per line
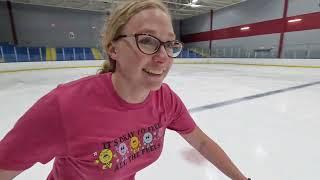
148,83,163,91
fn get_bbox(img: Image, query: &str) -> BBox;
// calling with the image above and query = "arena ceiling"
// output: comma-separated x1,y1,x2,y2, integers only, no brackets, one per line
5,0,247,20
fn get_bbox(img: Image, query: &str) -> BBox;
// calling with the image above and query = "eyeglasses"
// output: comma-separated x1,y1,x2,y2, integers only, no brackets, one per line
113,33,183,58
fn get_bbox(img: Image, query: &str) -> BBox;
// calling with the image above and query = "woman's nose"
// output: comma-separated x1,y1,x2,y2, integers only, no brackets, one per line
154,45,169,61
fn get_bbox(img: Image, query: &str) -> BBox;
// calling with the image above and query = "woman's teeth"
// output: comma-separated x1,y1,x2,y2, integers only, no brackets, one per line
143,69,164,75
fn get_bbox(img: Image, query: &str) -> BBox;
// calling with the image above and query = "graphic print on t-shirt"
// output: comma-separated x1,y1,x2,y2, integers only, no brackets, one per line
130,136,141,154
94,122,165,172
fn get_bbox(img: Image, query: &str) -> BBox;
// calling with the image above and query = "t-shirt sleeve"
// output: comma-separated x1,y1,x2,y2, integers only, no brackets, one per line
0,88,67,171
163,84,197,134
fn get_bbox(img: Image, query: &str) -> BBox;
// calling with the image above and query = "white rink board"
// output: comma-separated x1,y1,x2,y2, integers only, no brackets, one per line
0,58,320,73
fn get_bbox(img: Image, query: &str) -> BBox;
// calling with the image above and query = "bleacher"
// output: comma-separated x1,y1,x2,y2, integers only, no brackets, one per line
0,42,205,62
178,49,203,58
0,42,103,62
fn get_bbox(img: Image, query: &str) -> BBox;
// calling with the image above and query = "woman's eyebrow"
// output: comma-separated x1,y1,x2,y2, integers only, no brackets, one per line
137,29,176,39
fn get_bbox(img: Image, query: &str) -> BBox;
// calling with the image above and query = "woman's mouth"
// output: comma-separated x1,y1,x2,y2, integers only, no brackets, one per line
143,68,165,75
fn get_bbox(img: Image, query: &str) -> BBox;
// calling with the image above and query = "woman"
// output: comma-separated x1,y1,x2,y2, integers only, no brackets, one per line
0,0,250,179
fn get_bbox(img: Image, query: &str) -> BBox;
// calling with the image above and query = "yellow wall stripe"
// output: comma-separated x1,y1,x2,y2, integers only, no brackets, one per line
46,48,56,61
46,48,51,61
91,48,102,60
51,48,56,61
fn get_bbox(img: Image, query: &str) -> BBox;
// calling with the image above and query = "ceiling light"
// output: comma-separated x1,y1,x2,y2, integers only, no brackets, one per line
192,0,198,3
288,18,302,23
241,26,250,30
190,4,200,7
188,3,200,7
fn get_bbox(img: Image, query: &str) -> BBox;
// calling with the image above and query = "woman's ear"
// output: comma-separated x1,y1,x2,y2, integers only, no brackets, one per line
107,43,118,60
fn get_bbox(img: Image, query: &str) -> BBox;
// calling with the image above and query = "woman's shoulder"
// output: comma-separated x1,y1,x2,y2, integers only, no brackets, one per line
58,74,101,89
155,83,178,101
53,73,109,99
59,73,109,89
159,82,171,92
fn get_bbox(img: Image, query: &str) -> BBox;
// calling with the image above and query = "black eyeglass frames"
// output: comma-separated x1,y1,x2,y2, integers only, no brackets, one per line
113,33,183,58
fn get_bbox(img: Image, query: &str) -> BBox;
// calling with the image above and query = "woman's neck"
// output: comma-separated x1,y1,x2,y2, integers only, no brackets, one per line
111,73,150,104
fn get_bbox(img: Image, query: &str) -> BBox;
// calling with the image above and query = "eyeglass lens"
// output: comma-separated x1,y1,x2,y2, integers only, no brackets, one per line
136,34,182,57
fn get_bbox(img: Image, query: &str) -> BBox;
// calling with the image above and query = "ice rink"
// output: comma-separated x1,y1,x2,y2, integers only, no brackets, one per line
1,64,320,180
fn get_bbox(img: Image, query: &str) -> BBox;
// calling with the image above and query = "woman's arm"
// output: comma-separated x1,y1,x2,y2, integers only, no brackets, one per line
181,126,249,180
0,169,23,180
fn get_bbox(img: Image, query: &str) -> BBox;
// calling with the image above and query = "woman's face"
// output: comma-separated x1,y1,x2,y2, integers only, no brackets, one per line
111,8,175,91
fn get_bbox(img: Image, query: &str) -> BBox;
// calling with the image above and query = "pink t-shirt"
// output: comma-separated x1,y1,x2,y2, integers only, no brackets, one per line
0,73,196,180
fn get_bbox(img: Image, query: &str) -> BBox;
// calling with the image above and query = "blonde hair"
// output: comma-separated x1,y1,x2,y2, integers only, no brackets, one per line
98,0,171,74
